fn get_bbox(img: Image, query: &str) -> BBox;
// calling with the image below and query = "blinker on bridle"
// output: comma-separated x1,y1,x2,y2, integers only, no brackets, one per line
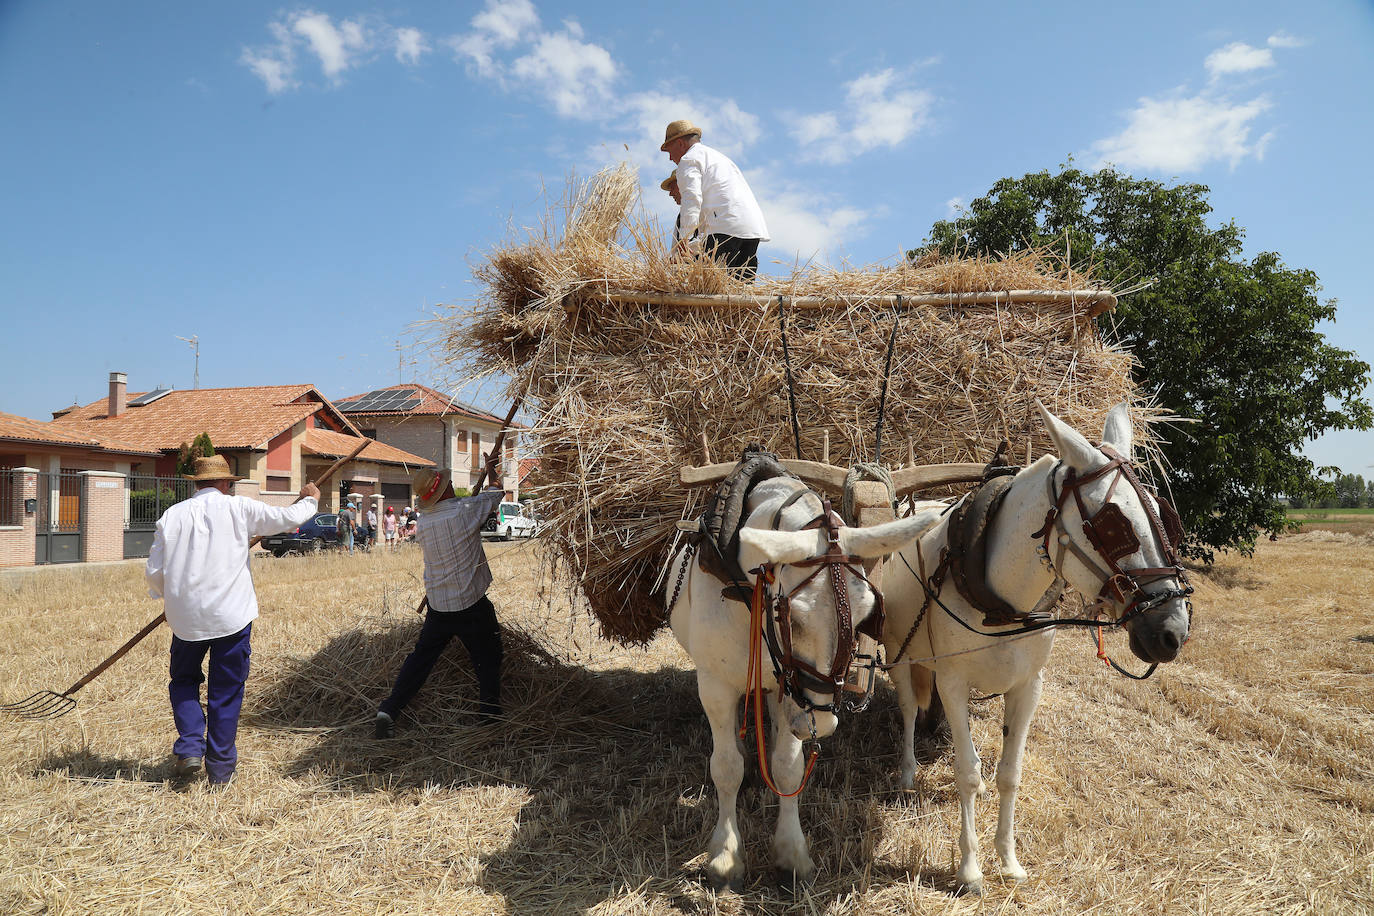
1033,443,1193,627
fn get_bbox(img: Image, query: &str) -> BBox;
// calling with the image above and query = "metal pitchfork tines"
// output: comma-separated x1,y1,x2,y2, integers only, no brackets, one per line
2,612,168,719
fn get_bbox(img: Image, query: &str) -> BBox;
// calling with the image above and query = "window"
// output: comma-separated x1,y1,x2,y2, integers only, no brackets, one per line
267,475,291,492
361,429,377,440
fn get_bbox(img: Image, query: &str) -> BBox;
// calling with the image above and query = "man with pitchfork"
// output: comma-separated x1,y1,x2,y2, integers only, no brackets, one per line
373,466,506,738
145,455,320,785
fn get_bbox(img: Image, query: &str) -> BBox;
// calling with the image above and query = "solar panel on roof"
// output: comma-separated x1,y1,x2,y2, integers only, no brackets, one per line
128,387,174,407
394,398,422,411
340,388,424,413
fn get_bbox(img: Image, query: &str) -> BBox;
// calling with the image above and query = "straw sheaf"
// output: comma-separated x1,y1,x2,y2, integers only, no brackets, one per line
450,164,1151,645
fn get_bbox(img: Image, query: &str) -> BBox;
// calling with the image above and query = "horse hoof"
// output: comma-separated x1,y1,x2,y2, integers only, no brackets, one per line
774,866,816,890
706,867,745,895
956,877,984,896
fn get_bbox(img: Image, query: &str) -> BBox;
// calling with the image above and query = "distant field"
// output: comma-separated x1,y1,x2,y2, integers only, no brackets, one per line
1287,507,1374,536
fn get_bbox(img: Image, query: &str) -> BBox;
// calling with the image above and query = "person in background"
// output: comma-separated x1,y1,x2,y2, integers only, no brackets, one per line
337,500,356,554
146,455,319,785
660,119,769,281
374,468,506,737
383,505,397,551
366,503,378,540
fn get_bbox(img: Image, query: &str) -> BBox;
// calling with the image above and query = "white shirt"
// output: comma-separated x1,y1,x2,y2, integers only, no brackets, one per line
146,488,318,641
676,142,770,243
417,489,504,612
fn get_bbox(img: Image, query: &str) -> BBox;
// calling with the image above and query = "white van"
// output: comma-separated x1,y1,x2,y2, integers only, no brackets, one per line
482,500,538,540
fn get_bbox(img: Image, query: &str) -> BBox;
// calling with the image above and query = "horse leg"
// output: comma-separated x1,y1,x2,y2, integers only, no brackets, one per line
994,672,1044,883
942,675,986,895
766,691,816,883
698,675,747,892
891,664,925,789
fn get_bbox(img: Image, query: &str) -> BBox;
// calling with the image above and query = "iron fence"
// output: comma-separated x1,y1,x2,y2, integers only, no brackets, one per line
126,476,196,529
0,469,15,526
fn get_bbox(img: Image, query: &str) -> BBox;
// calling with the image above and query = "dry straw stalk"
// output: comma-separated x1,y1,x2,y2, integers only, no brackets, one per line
445,164,1151,644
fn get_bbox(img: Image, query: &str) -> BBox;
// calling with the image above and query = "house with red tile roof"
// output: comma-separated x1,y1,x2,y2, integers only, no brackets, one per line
51,373,433,511
0,409,166,567
336,383,528,499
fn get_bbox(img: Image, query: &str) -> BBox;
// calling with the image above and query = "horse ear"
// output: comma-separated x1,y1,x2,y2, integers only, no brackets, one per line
1101,402,1134,455
1036,399,1100,472
838,507,945,558
738,527,823,572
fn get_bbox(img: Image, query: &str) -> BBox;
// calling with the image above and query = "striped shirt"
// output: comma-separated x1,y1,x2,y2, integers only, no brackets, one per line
417,489,505,612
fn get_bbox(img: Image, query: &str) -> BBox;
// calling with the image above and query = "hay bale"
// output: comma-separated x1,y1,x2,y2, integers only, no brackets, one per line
444,164,1147,645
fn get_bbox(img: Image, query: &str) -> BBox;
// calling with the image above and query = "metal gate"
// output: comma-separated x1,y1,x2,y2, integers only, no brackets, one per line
35,471,83,564
124,475,195,558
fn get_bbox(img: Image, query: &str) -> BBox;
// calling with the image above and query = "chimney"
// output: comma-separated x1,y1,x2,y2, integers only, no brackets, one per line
108,371,127,418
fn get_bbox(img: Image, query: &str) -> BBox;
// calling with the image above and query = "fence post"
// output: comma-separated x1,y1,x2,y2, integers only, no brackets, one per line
0,468,39,568
80,471,127,562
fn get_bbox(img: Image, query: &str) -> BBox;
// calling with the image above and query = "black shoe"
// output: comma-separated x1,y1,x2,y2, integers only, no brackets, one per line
207,769,234,788
173,755,202,778
374,711,396,739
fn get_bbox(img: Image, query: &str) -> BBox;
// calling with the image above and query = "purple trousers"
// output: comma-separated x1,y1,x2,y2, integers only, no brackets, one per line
169,623,251,782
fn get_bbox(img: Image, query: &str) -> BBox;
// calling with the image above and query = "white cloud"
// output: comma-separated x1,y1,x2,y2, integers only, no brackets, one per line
1267,31,1305,49
240,21,298,94
945,197,966,217
473,0,539,44
395,27,428,65
1089,92,1273,172
758,188,869,264
450,2,616,117
1204,41,1274,79
291,12,370,80
790,69,933,164
241,11,425,91
510,24,617,117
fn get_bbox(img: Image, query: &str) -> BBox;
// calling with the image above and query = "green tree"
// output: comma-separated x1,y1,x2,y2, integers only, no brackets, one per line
914,166,1371,561
175,431,216,477
1334,473,1366,509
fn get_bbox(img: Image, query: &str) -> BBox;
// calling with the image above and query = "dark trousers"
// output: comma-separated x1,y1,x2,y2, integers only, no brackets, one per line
704,234,761,281
169,623,252,781
378,596,503,718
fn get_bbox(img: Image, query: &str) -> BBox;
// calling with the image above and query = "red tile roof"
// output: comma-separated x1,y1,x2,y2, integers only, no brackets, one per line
336,383,525,427
0,410,161,456
302,428,434,469
52,385,357,451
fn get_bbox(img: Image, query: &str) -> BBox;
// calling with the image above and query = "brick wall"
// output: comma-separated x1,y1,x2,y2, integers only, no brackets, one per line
371,416,444,466
80,471,125,562
0,468,37,568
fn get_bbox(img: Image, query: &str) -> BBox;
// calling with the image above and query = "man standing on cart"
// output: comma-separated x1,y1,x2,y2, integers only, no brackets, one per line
661,119,769,280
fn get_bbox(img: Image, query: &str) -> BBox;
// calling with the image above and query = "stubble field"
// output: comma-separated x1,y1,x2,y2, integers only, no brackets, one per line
1,526,1371,915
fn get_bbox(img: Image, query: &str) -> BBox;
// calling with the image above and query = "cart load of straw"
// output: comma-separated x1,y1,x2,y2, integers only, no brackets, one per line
446,164,1146,645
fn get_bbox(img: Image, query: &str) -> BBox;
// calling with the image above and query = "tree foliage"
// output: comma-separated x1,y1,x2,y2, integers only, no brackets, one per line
913,166,1372,561
175,431,216,477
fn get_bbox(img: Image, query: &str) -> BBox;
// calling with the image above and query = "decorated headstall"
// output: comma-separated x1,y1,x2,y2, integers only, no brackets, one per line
754,496,885,716
1032,444,1192,623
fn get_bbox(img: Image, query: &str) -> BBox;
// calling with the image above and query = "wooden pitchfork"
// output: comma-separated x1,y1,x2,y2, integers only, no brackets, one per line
2,439,369,720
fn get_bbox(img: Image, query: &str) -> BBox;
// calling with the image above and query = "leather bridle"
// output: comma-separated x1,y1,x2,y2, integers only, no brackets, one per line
753,494,884,717
1032,444,1193,626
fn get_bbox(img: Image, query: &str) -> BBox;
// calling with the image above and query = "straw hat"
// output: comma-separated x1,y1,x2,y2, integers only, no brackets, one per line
659,173,678,191
410,467,454,510
660,119,701,151
183,455,242,482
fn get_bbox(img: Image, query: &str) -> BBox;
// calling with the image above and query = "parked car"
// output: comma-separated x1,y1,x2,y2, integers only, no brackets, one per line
262,512,371,556
481,501,538,540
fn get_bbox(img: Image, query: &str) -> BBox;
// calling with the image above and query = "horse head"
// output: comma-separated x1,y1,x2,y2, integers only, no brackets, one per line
738,486,931,740
1038,401,1192,664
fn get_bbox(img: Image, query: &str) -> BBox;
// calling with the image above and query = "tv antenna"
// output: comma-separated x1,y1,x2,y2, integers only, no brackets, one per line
176,335,200,389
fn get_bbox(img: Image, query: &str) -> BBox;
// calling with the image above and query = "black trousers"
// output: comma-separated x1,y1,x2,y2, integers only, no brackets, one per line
704,234,761,281
378,595,503,717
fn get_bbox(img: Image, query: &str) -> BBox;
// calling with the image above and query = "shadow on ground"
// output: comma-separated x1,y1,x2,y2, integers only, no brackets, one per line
249,614,955,912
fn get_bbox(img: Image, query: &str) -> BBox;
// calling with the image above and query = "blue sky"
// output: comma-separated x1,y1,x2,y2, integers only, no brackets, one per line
2,0,1371,474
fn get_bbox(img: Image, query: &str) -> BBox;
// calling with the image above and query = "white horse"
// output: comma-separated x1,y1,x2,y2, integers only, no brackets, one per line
668,475,932,890
882,401,1192,895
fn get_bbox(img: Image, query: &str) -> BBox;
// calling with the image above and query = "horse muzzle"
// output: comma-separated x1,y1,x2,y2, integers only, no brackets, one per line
1126,598,1190,663
786,704,838,741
